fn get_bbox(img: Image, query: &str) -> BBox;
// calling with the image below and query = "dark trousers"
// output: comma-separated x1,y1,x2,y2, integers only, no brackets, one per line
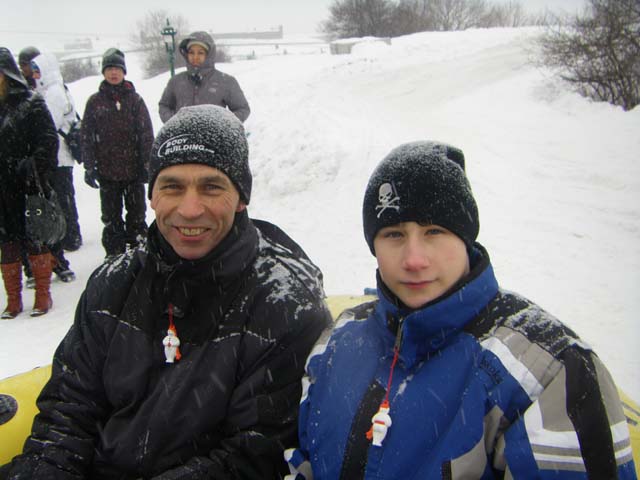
50,166,82,248
99,180,147,256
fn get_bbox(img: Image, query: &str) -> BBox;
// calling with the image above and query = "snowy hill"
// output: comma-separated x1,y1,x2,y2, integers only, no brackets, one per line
2,27,639,402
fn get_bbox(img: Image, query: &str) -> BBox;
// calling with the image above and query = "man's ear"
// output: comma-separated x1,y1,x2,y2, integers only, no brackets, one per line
236,201,246,213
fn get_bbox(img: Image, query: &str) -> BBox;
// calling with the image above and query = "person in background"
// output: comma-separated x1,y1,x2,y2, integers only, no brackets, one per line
286,141,636,479
4,105,331,479
16,45,42,286
81,48,153,258
32,52,82,282
0,47,58,318
17,46,40,89
158,31,250,123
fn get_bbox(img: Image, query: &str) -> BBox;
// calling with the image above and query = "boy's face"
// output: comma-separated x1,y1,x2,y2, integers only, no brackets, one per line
374,221,470,309
187,45,208,67
103,66,124,85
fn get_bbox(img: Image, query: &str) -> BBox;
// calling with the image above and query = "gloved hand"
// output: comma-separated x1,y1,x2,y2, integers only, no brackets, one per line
84,170,99,189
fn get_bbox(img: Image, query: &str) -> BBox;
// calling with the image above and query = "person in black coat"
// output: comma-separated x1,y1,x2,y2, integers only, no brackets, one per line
0,47,58,318
4,105,332,479
81,48,154,257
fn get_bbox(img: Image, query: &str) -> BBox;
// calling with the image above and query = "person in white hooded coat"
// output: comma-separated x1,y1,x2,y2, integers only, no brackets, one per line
32,53,82,280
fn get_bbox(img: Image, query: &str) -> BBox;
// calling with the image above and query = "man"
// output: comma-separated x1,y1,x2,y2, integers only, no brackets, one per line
4,105,332,479
81,48,153,257
158,31,250,123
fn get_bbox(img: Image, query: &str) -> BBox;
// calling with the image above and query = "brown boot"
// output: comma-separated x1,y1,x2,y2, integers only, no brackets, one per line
29,253,53,317
1,262,23,319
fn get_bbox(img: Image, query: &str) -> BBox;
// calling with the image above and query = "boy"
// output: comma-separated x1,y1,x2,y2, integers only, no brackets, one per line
81,48,153,257
287,141,636,479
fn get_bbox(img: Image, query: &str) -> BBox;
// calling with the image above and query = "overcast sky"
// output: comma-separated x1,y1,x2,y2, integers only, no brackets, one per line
2,0,588,37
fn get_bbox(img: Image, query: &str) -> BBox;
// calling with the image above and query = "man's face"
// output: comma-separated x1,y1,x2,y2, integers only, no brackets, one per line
103,66,125,85
374,221,470,309
187,45,208,67
151,164,246,260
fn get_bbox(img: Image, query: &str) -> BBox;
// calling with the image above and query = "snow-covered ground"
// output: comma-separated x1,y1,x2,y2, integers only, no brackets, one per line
1,27,639,402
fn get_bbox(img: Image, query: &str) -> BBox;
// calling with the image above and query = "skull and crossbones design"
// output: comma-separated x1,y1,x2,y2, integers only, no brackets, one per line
375,182,400,218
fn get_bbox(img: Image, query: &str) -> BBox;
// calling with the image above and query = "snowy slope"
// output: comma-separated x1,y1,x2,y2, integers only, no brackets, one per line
1,27,639,402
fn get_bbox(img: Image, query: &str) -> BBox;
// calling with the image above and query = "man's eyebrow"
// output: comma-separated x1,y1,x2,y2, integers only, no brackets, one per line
156,173,231,185
156,174,183,184
198,174,231,185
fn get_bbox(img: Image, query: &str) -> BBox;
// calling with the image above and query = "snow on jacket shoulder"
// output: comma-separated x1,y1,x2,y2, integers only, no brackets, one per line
7,214,332,479
289,244,636,480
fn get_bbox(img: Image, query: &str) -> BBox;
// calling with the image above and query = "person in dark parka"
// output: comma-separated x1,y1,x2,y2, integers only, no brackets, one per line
0,47,58,319
4,105,332,479
158,31,250,123
81,48,154,257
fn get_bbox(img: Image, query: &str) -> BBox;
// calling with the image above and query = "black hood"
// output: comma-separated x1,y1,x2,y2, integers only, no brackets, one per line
0,47,28,88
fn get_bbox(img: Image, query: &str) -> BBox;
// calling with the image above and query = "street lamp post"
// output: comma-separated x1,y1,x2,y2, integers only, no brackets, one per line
161,19,177,77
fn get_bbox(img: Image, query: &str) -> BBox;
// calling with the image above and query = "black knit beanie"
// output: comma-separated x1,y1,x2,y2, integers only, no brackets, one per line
18,46,40,66
363,141,479,255
101,48,126,74
148,105,251,203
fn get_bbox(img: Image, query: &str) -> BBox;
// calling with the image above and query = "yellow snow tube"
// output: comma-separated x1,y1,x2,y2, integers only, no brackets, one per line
1,295,638,475
0,364,51,465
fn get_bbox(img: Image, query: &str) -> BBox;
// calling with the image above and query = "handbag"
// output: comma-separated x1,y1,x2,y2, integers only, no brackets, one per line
24,166,67,246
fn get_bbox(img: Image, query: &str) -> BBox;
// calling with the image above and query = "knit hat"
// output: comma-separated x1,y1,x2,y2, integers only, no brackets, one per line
187,40,210,52
18,46,40,66
362,141,479,255
101,48,126,74
148,105,251,203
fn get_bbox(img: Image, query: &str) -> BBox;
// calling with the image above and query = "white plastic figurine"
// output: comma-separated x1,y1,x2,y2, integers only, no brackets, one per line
163,327,181,363
370,401,392,447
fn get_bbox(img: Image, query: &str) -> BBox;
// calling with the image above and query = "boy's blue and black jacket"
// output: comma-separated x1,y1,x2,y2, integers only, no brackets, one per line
289,243,636,479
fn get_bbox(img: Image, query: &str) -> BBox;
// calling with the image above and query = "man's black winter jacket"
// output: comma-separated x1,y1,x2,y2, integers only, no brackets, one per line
7,213,332,479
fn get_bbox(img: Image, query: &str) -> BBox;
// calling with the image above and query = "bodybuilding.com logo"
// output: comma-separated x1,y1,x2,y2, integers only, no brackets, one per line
157,134,215,157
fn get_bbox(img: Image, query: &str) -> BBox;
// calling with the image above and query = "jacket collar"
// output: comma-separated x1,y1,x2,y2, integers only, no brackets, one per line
145,210,258,320
148,209,257,283
374,243,499,366
99,79,135,95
